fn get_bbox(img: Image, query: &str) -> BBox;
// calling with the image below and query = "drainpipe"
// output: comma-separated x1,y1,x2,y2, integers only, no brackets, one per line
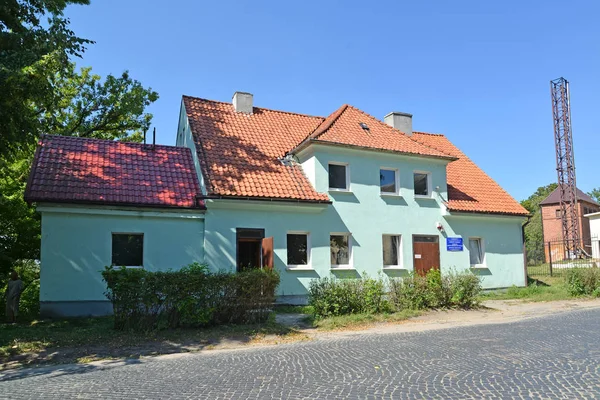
522,215,532,286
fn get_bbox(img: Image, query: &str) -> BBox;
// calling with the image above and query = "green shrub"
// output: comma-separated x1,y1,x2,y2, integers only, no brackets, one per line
308,276,390,318
102,264,280,331
565,268,600,296
449,271,481,308
388,273,431,310
389,269,481,311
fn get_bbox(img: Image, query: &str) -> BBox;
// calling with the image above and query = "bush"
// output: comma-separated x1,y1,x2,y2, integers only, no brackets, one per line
565,268,600,297
308,276,390,318
390,269,481,311
102,263,280,331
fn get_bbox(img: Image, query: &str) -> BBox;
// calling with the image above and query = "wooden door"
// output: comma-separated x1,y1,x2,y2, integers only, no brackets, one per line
412,235,440,276
261,237,274,269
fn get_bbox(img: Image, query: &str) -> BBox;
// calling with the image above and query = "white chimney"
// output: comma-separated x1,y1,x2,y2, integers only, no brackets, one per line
232,91,253,114
384,112,413,136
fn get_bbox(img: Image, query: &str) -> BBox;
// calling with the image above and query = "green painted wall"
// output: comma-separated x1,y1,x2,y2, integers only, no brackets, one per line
201,143,526,295
39,206,205,303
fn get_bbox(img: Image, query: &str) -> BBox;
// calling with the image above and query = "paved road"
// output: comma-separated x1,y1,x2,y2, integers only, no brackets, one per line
1,309,600,399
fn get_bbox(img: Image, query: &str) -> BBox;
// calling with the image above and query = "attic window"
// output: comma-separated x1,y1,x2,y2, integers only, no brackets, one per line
359,122,369,131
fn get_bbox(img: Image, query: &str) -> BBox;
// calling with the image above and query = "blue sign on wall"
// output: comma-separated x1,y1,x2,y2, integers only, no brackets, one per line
446,237,463,251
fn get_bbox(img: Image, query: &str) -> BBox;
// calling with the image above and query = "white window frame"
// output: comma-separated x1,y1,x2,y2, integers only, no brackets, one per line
286,231,311,270
413,170,433,199
330,232,353,269
111,232,144,269
328,162,350,192
380,167,400,196
382,234,403,269
468,237,486,268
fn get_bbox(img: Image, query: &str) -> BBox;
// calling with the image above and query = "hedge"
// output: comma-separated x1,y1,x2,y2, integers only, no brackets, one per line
565,268,600,297
102,263,280,331
308,270,481,318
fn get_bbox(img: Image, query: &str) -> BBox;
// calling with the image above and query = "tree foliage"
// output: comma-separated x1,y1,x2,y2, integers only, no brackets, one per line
0,1,159,277
588,188,600,204
0,0,92,157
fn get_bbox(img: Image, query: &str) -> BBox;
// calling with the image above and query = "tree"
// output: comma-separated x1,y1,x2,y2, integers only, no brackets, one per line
588,188,600,204
0,0,92,157
0,64,158,276
521,183,558,264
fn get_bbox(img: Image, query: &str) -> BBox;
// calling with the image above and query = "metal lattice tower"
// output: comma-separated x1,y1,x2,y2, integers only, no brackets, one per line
550,77,580,257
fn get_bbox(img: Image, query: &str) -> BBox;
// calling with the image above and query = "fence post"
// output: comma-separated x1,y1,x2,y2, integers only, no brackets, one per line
547,241,553,277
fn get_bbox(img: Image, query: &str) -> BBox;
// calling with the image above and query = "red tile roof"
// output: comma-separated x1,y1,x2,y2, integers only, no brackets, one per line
412,132,528,216
25,135,204,209
299,105,454,159
183,96,330,203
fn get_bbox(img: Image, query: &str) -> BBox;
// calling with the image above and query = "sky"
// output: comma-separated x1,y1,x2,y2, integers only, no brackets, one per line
64,0,600,202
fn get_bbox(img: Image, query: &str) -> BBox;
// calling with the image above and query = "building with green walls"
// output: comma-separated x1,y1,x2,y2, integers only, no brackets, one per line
26,92,529,316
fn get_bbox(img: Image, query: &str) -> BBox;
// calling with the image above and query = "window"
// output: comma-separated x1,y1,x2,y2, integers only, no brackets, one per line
414,171,431,197
469,238,484,266
330,233,351,267
380,168,399,194
112,233,143,267
328,163,349,191
555,209,561,218
383,235,401,267
287,233,309,266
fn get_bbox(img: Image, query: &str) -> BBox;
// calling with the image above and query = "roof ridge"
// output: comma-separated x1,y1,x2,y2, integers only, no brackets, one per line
41,134,184,151
412,131,445,137
307,104,349,140
182,94,325,120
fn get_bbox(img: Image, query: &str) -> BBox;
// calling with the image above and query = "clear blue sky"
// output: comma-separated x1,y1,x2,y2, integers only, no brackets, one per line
65,0,599,202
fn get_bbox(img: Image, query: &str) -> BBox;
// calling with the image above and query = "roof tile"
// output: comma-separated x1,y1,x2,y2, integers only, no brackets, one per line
25,135,204,209
411,132,528,216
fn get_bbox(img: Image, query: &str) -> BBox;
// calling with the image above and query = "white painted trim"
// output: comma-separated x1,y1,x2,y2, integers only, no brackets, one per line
328,162,350,192
37,204,205,219
468,236,486,268
382,234,403,269
286,231,311,269
380,167,400,195
206,199,328,213
413,170,432,199
330,232,353,269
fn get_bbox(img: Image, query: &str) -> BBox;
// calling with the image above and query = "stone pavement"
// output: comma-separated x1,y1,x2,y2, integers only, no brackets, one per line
1,308,599,399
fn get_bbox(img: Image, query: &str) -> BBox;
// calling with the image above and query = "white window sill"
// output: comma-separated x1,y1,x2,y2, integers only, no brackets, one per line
286,266,313,271
383,266,406,270
331,266,355,270
414,195,435,200
381,193,402,198
470,264,488,269
329,189,352,193
112,265,144,269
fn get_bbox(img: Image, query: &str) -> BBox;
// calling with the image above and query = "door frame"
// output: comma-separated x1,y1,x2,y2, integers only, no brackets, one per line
236,228,265,272
412,234,441,276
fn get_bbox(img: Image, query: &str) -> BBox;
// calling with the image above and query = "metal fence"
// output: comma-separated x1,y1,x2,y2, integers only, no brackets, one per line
526,236,600,276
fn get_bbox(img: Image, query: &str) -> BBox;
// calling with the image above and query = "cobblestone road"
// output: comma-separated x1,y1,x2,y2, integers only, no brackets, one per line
1,308,600,399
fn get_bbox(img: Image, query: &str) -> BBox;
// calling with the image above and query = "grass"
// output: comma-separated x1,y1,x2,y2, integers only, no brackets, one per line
481,275,572,302
310,309,422,331
0,315,298,368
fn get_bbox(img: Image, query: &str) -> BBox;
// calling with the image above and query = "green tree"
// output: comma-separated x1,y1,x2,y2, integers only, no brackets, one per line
0,64,158,276
521,183,558,264
588,188,600,204
0,0,91,157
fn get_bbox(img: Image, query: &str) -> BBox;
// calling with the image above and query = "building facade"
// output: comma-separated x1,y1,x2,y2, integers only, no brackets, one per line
27,92,529,316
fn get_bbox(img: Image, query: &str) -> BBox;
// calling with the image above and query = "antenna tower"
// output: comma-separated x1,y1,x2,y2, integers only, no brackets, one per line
550,77,580,257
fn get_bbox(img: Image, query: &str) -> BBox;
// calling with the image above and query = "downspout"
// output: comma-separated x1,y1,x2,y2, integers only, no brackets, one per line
522,215,532,286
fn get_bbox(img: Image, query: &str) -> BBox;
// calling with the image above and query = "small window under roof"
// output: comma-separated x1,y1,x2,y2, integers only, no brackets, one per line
359,122,369,130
